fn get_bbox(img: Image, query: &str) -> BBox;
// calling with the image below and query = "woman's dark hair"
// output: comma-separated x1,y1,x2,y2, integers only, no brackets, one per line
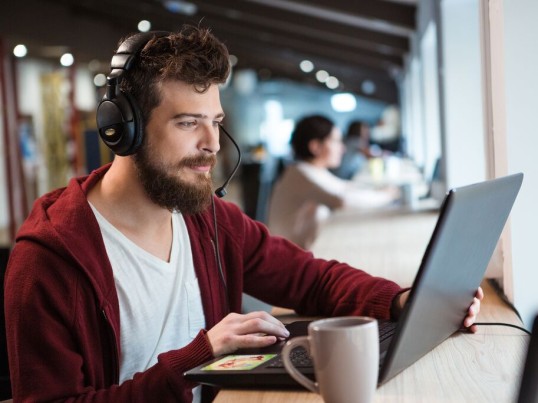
290,115,335,161
346,120,365,139
120,25,230,124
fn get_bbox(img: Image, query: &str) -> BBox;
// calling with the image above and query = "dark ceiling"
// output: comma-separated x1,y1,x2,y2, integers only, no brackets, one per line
1,0,417,103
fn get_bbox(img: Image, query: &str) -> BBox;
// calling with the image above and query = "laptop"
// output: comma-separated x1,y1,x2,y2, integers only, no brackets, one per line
517,314,538,403
184,173,524,389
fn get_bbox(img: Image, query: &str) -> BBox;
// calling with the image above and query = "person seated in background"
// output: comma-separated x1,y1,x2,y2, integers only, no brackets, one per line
332,119,382,180
370,105,403,154
267,115,400,250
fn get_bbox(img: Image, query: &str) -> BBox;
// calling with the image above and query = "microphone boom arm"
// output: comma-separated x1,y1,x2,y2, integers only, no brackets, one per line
215,125,242,198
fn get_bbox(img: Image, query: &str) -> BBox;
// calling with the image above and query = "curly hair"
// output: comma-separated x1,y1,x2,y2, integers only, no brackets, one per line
119,25,230,124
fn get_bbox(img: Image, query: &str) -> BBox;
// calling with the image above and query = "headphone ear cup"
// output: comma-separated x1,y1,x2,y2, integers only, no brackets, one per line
96,90,144,156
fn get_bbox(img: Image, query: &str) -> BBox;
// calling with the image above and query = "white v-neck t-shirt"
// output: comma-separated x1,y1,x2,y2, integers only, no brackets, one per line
90,205,205,401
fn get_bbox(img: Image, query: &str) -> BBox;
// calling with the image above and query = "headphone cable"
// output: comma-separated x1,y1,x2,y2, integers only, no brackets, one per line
472,322,531,335
211,197,230,315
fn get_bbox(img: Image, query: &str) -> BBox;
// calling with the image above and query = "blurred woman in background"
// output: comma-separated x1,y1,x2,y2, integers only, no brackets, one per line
267,115,398,249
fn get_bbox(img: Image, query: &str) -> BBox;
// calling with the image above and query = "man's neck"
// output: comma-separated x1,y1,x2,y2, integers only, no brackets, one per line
88,158,174,262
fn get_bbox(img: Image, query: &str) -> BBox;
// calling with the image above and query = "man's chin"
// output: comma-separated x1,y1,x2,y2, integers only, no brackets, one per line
176,169,212,181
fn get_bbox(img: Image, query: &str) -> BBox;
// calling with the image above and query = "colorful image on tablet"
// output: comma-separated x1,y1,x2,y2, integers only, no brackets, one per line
202,354,276,371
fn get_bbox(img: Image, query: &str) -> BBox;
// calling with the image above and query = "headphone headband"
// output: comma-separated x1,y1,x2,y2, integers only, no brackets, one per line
111,31,168,74
96,31,169,156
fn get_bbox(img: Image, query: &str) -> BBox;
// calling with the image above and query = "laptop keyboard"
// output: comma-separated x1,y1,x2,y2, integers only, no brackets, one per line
267,321,398,369
267,347,312,368
379,320,397,342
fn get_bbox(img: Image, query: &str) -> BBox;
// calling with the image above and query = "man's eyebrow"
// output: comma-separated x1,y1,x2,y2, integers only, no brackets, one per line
172,113,226,119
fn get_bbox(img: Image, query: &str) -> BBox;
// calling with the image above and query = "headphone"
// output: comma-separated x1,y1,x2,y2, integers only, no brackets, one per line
96,31,168,156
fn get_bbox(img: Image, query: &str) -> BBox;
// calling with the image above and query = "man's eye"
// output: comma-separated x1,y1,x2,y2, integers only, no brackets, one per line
179,121,196,127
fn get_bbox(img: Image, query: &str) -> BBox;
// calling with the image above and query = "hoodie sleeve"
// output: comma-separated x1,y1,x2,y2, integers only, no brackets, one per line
214,199,403,320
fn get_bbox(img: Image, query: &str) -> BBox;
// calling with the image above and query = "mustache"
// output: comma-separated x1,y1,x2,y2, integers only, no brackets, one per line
177,154,217,170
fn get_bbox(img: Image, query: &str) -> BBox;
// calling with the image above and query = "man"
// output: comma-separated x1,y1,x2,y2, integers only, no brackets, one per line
4,26,482,402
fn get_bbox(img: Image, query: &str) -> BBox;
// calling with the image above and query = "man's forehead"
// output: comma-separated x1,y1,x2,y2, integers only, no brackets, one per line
156,81,224,116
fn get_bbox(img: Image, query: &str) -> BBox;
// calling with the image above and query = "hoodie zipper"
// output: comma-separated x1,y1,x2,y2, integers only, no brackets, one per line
101,309,120,385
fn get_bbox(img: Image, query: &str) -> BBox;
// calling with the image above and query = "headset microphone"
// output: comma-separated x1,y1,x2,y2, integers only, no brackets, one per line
215,125,242,198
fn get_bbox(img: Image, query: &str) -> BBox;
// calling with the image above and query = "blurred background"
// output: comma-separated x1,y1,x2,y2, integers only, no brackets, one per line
0,0,537,330
1,0,419,225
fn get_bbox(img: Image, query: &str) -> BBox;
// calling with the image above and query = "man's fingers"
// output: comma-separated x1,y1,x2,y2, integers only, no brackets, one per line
238,315,290,339
208,311,291,355
234,333,280,349
476,286,484,300
462,289,483,330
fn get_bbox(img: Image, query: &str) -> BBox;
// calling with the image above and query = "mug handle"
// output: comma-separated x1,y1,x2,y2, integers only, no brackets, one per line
282,336,318,393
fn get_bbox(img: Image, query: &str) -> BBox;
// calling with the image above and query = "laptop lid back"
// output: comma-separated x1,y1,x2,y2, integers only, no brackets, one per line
379,173,523,383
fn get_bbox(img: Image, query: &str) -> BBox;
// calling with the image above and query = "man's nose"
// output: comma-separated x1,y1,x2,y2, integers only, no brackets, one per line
200,124,221,154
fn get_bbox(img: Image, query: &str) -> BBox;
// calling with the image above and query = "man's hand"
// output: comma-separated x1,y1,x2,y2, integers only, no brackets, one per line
207,311,290,356
463,286,484,333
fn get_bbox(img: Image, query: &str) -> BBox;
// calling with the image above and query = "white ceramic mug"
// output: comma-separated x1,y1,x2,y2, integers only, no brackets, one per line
282,316,379,403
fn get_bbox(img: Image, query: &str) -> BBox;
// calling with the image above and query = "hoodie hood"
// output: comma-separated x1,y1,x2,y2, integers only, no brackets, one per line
15,164,116,304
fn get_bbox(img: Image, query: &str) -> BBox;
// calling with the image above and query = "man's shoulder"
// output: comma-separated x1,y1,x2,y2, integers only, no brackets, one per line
15,170,101,247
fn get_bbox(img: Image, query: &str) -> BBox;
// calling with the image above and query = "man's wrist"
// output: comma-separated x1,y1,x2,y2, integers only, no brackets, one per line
390,290,409,320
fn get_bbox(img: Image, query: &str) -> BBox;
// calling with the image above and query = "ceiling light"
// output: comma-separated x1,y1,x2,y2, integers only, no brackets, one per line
60,53,74,67
138,20,151,32
229,54,238,66
361,80,376,95
331,93,357,112
13,44,27,58
93,73,107,87
325,76,339,90
162,0,197,15
315,70,329,83
299,60,314,73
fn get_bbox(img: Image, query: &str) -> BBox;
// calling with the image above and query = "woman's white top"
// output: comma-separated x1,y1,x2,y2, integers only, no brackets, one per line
267,162,394,249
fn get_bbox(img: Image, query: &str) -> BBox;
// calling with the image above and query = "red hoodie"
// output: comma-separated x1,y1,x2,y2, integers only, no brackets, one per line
5,164,402,402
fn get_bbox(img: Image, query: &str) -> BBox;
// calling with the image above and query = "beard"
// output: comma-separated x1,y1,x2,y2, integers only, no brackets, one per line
133,143,216,215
